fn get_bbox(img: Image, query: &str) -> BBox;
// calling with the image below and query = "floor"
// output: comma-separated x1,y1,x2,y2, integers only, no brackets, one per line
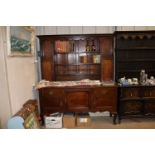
76,116,155,129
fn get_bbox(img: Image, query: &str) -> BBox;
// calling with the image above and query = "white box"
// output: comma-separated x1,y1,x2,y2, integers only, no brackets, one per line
44,113,63,129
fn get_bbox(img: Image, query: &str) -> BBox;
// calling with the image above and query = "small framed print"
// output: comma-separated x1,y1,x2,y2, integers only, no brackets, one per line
7,26,35,57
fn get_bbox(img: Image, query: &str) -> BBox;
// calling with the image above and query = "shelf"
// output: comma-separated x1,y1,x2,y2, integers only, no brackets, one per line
56,73,101,76
54,51,75,54
117,69,155,73
79,51,100,54
116,47,155,50
117,59,155,62
39,35,114,82
117,70,140,73
55,64,78,66
120,97,141,101
78,63,101,65
55,63,101,66
55,51,100,55
120,97,155,101
142,97,155,100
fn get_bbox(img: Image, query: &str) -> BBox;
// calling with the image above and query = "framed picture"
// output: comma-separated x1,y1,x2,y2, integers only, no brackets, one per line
7,26,35,56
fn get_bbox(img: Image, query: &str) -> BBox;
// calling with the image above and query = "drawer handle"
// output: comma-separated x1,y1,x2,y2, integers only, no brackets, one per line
101,91,107,95
49,91,53,95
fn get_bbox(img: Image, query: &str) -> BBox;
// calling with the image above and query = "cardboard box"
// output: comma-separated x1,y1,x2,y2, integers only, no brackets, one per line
63,113,76,128
76,113,91,128
44,113,63,129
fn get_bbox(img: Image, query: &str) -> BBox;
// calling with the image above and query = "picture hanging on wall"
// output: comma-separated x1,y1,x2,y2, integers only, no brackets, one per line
7,26,35,56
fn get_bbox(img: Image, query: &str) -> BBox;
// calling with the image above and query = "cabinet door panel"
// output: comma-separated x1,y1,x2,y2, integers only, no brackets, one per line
40,39,54,81
92,87,117,112
40,88,65,110
100,37,113,56
144,101,155,115
100,37,113,81
101,59,113,81
66,90,90,111
120,101,142,115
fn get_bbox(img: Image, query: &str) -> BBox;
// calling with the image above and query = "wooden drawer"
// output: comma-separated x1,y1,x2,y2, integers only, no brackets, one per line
143,87,155,97
121,87,140,98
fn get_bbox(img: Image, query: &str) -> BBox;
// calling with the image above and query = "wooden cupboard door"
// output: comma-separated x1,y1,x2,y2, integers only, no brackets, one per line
100,37,114,81
144,101,155,115
120,100,142,115
99,37,113,56
39,88,65,114
40,39,54,81
101,58,113,81
66,89,90,112
143,87,155,115
92,87,117,112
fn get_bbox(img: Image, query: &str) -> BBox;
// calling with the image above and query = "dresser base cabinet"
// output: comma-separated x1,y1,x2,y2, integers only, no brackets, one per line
91,87,117,124
118,86,155,123
39,86,118,124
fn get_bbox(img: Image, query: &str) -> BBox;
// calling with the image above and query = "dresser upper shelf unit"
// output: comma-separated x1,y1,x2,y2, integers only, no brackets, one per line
38,34,114,82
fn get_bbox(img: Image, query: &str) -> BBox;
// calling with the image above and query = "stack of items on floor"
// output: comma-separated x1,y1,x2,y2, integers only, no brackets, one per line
44,112,91,129
7,100,41,129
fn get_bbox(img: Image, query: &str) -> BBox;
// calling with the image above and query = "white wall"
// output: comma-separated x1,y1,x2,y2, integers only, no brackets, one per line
36,26,115,35
116,26,155,31
6,57,36,114
0,27,11,128
36,26,155,35
0,27,36,128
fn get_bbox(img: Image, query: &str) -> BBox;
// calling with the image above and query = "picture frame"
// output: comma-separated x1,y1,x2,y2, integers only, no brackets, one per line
7,26,35,57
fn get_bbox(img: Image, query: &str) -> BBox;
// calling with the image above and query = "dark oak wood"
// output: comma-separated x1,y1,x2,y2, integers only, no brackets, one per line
91,87,117,112
114,31,155,123
65,88,91,112
101,58,113,81
38,34,116,124
40,39,54,81
39,85,118,124
118,85,155,123
38,34,114,81
115,31,155,81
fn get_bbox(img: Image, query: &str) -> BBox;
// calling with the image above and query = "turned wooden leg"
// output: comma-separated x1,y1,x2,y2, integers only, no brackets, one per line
113,113,117,125
110,112,112,117
118,115,121,124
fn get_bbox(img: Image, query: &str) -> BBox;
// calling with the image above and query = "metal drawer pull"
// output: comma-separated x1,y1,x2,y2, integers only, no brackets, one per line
101,91,107,95
49,91,53,95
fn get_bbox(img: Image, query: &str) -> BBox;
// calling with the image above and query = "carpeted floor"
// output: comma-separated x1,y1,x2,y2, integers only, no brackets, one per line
76,116,155,129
